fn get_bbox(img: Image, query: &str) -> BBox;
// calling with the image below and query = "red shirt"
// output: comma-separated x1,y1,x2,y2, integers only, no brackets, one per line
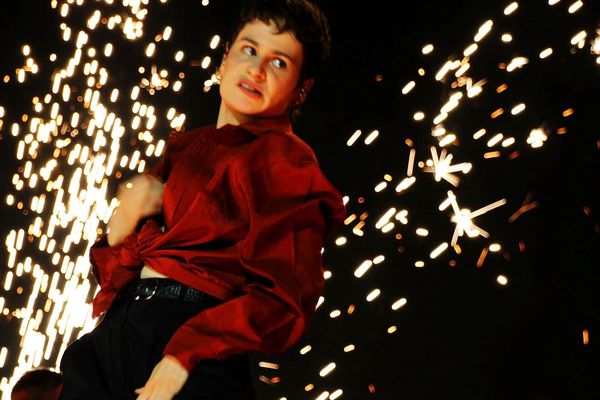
88,116,346,371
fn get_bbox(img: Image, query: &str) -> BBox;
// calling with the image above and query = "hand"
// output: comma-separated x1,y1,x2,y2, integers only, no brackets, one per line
107,174,164,246
135,355,189,400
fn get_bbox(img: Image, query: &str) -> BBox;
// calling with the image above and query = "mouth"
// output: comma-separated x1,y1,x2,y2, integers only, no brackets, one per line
238,80,262,97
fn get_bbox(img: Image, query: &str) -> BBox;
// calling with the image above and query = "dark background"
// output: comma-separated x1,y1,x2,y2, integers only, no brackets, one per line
1,0,599,398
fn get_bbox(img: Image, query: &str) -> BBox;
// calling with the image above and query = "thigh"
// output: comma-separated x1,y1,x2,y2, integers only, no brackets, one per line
124,297,212,388
126,298,257,399
59,298,131,399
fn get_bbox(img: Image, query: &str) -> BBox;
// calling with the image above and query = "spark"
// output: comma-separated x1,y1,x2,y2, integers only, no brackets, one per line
509,193,539,222
395,176,416,193
440,191,507,246
425,147,472,186
335,236,347,246
476,247,489,267
319,362,336,377
407,148,416,177
391,298,407,310
315,392,329,400
366,289,381,302
346,129,361,146
373,255,385,264
510,103,526,115
568,0,583,13
374,181,387,192
527,128,548,148
504,2,519,16
463,43,478,57
489,243,502,252
416,228,429,236
402,81,416,94
474,20,494,42
571,30,587,48
506,56,529,72
258,361,280,370
429,242,449,259
591,29,600,54
364,130,379,145
539,48,553,58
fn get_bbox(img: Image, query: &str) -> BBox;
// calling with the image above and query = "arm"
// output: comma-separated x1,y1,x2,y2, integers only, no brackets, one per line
162,160,346,370
89,175,165,316
90,130,187,317
106,174,164,247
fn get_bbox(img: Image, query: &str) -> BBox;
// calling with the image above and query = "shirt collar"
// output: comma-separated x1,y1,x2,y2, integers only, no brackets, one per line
216,115,293,137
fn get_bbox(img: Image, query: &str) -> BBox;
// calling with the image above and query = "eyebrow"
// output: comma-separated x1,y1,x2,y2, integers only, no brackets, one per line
239,37,297,64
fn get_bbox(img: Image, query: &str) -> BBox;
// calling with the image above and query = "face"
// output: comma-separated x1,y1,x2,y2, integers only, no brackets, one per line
218,19,311,125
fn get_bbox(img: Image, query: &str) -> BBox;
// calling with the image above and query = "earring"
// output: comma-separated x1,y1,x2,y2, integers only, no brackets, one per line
214,61,225,85
294,87,307,106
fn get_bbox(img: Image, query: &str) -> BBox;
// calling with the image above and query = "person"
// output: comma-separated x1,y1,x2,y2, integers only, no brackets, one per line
58,0,345,398
11,369,63,400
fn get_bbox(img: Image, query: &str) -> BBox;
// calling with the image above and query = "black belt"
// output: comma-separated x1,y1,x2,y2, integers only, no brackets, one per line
123,278,222,305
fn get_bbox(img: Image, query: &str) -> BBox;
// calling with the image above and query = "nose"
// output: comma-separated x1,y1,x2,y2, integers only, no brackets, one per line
247,57,267,81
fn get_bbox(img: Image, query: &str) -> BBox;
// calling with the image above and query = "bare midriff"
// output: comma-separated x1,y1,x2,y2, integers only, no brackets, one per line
140,265,169,279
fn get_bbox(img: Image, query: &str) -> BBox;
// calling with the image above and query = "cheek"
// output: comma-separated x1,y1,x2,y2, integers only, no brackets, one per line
274,79,299,103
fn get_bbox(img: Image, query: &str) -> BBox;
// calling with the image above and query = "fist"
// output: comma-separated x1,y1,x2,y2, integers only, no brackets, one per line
117,174,164,218
107,174,164,246
135,356,189,400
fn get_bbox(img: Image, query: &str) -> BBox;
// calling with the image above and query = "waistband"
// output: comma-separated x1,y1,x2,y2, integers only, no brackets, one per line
122,278,223,306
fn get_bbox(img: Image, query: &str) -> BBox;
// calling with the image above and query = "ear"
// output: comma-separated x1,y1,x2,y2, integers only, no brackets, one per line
219,43,231,70
295,79,314,105
216,46,229,83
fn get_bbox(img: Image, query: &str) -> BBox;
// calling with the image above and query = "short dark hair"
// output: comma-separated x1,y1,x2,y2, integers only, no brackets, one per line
227,0,331,85
11,369,62,400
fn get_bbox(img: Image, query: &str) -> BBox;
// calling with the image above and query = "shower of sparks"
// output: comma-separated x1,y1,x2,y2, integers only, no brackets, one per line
0,0,218,395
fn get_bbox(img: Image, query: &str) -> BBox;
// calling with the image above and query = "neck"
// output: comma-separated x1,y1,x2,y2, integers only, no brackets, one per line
217,102,256,128
216,102,293,129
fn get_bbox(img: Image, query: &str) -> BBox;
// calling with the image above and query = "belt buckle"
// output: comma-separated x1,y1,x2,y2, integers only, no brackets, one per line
134,279,158,301
143,279,159,300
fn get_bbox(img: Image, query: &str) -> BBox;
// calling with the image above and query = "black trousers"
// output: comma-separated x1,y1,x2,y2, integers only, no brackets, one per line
59,282,256,400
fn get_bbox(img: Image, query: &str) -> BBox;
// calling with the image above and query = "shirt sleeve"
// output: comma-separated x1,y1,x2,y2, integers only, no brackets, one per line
89,130,187,317
163,160,346,370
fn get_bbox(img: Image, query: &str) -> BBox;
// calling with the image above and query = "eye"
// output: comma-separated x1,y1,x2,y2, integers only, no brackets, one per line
271,58,287,69
242,46,256,56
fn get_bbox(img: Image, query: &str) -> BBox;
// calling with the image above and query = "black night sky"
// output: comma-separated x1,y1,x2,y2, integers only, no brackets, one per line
0,0,599,399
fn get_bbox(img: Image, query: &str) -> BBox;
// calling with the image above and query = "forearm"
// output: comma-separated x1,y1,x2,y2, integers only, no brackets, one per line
107,174,164,246
163,287,309,371
106,207,139,246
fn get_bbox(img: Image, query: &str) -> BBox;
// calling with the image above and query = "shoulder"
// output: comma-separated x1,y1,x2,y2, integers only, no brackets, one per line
167,125,216,144
162,125,214,154
241,131,318,171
